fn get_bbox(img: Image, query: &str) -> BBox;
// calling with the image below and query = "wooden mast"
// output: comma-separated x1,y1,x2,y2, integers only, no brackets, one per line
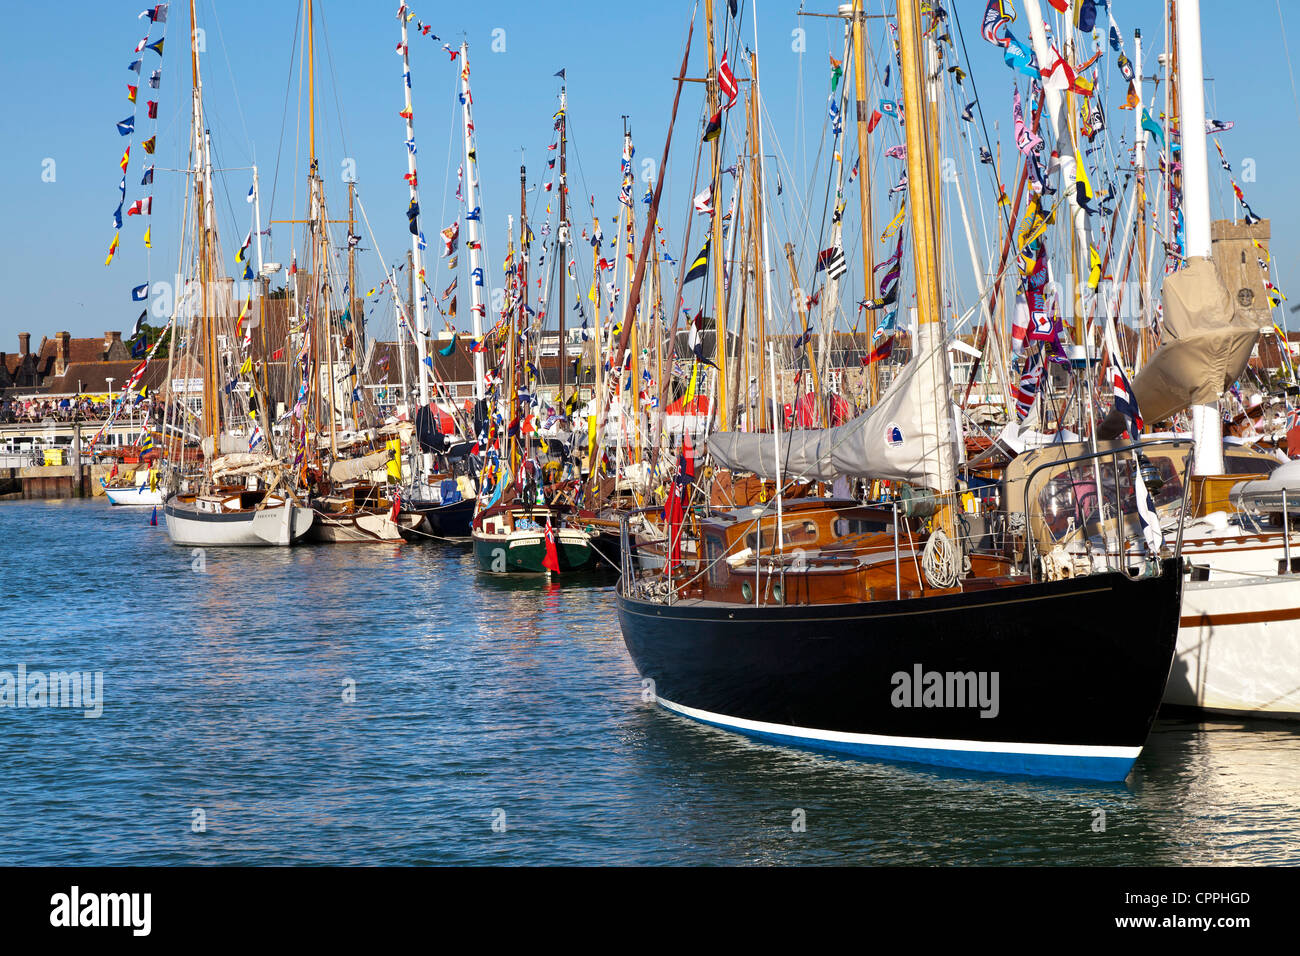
514,162,527,477
850,0,877,406
189,0,218,456
897,0,939,330
704,0,729,431
557,80,568,406
898,0,953,543
624,121,642,464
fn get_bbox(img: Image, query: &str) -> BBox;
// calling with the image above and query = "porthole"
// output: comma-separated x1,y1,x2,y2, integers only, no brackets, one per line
741,582,753,602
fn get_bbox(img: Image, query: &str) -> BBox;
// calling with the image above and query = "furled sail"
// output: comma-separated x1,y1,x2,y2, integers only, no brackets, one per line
1128,257,1258,424
706,324,956,491
328,448,393,483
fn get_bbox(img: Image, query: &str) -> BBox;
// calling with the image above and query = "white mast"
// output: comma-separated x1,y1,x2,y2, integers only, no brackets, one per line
399,12,430,414
1176,0,1224,475
460,41,486,401
252,167,264,277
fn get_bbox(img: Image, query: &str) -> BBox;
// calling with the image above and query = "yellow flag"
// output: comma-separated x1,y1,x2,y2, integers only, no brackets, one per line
683,361,700,404
1087,245,1102,290
143,225,151,249
238,355,252,376
1017,200,1048,270
880,201,907,242
386,438,403,480
1075,147,1094,204
105,232,120,266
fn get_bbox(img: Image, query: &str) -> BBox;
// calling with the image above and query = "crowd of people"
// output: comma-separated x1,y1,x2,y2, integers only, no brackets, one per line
0,395,156,424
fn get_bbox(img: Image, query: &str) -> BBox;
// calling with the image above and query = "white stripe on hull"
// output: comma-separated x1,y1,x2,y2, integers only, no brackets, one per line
657,697,1141,760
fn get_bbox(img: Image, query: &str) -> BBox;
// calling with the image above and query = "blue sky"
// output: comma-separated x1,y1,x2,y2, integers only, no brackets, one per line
2,0,1297,353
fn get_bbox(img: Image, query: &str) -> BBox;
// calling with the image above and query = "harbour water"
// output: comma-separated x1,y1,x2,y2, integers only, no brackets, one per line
2,498,1298,866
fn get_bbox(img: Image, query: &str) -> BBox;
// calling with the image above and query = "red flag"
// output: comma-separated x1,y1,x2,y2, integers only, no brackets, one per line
271,347,284,360
389,490,402,523
147,100,157,119
543,518,561,574
862,335,895,365
110,462,119,479
718,51,739,110
664,481,684,573
125,358,148,390
866,109,883,134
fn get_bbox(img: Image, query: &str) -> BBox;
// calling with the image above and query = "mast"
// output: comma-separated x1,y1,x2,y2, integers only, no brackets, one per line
400,13,430,416
189,0,218,452
1134,28,1150,364
897,0,939,332
460,42,486,402
347,181,357,349
747,49,770,430
849,0,877,406
1175,0,1224,475
514,162,527,476
704,0,729,431
623,121,643,463
556,79,568,405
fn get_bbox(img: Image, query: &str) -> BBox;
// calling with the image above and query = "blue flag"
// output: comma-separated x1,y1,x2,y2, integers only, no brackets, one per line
132,283,149,301
1140,108,1165,146
116,116,135,136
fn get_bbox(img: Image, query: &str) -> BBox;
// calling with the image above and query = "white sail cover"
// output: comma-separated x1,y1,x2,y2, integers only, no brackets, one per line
706,324,957,491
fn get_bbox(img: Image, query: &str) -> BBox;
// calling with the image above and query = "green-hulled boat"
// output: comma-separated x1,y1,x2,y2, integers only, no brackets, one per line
472,505,595,574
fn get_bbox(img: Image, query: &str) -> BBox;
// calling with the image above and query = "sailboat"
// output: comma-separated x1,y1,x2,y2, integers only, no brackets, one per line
470,63,594,574
163,0,313,547
614,0,1182,782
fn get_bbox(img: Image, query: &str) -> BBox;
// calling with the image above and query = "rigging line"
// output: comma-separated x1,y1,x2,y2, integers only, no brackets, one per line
951,3,1013,241
205,0,254,164
1278,0,1300,136
313,1,351,165
267,0,304,262
437,67,460,321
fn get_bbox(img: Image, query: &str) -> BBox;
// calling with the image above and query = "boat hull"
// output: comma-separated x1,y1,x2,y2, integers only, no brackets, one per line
308,509,423,543
473,530,594,573
617,559,1182,781
408,497,475,538
163,498,314,547
105,485,164,506
1166,574,1300,719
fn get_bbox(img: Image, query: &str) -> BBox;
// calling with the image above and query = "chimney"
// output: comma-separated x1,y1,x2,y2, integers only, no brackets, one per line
104,330,123,359
55,331,70,377
18,332,29,356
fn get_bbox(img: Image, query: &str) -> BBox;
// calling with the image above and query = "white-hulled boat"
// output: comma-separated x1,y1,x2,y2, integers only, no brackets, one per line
1164,470,1300,719
163,489,314,547
105,482,165,506
308,483,424,543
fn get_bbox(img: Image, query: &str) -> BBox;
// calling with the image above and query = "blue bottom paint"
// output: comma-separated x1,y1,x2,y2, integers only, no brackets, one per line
672,708,1137,783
